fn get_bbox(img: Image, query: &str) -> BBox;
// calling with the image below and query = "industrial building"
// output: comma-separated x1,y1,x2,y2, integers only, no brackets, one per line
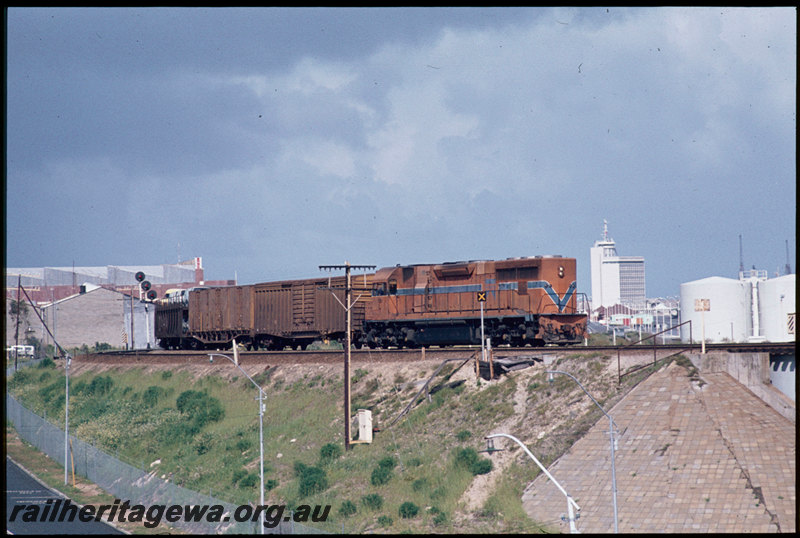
590,220,646,311
680,270,795,344
5,258,234,353
5,257,209,304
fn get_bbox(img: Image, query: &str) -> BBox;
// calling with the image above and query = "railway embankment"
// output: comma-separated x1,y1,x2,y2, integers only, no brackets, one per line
6,350,794,534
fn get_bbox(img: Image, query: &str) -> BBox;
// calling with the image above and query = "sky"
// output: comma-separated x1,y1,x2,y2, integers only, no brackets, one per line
5,7,796,299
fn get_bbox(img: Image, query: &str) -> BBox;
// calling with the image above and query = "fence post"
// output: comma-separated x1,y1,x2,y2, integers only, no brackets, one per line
653,336,657,368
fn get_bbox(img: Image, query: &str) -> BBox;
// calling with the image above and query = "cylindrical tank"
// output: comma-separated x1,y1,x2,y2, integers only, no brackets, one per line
680,277,750,343
759,275,795,342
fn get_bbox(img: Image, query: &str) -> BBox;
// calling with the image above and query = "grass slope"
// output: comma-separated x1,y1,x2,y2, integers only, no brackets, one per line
7,352,667,534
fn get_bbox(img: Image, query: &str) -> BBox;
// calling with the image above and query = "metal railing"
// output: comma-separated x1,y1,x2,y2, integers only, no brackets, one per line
617,320,693,384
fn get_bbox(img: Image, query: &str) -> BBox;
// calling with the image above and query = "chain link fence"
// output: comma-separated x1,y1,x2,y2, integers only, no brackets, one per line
6,393,329,534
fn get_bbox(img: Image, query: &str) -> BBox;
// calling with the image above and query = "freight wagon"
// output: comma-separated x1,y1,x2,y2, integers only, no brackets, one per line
156,275,371,350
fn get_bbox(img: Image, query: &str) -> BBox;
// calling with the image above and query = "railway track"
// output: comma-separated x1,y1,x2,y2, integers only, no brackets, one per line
77,341,794,366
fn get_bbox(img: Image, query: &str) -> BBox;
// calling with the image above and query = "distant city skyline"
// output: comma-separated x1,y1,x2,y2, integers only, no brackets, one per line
6,7,795,298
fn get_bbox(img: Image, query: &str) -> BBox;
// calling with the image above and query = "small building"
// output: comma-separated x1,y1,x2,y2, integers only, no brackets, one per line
6,286,155,352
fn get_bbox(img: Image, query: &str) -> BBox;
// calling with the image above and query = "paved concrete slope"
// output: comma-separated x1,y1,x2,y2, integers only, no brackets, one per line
522,362,795,533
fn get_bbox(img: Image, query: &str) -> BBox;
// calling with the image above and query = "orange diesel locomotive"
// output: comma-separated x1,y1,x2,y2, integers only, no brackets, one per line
362,256,586,348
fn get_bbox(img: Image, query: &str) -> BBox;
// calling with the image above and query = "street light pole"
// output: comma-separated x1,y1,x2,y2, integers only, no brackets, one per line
485,432,580,533
64,353,71,485
547,370,619,533
209,353,265,534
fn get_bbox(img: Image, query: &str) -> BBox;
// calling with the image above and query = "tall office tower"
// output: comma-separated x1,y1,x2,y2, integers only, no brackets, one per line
590,220,646,310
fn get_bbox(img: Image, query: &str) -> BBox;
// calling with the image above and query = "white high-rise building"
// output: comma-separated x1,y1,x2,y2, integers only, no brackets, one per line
590,220,646,310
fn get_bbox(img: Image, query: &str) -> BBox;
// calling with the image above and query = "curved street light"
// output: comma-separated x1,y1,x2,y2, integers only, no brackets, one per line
546,369,619,533
209,353,266,534
485,432,580,534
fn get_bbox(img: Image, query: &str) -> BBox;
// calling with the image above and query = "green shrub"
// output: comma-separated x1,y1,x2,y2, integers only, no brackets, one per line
294,463,328,497
452,446,493,475
238,473,258,489
156,420,196,444
430,486,446,500
399,502,419,519
142,386,166,407
37,357,55,369
38,380,63,401
377,515,393,528
194,432,214,455
232,469,247,485
235,438,252,452
370,465,393,486
361,493,383,510
453,447,479,469
412,478,428,492
161,370,172,380
88,375,114,396
338,500,357,517
176,390,225,429
456,429,472,442
319,442,342,463
9,369,33,386
265,479,279,491
433,511,448,526
377,455,397,469
471,458,493,475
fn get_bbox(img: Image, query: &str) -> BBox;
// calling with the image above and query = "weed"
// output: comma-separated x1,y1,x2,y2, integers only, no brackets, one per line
352,368,369,384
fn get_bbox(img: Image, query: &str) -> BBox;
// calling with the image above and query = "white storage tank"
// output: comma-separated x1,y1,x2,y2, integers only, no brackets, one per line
680,277,750,343
759,274,795,342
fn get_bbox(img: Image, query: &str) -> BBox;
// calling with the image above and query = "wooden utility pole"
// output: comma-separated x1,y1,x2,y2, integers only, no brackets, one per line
15,275,21,371
319,262,375,450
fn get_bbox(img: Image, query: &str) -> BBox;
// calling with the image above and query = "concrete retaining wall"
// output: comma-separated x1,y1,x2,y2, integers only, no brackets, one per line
689,352,795,423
